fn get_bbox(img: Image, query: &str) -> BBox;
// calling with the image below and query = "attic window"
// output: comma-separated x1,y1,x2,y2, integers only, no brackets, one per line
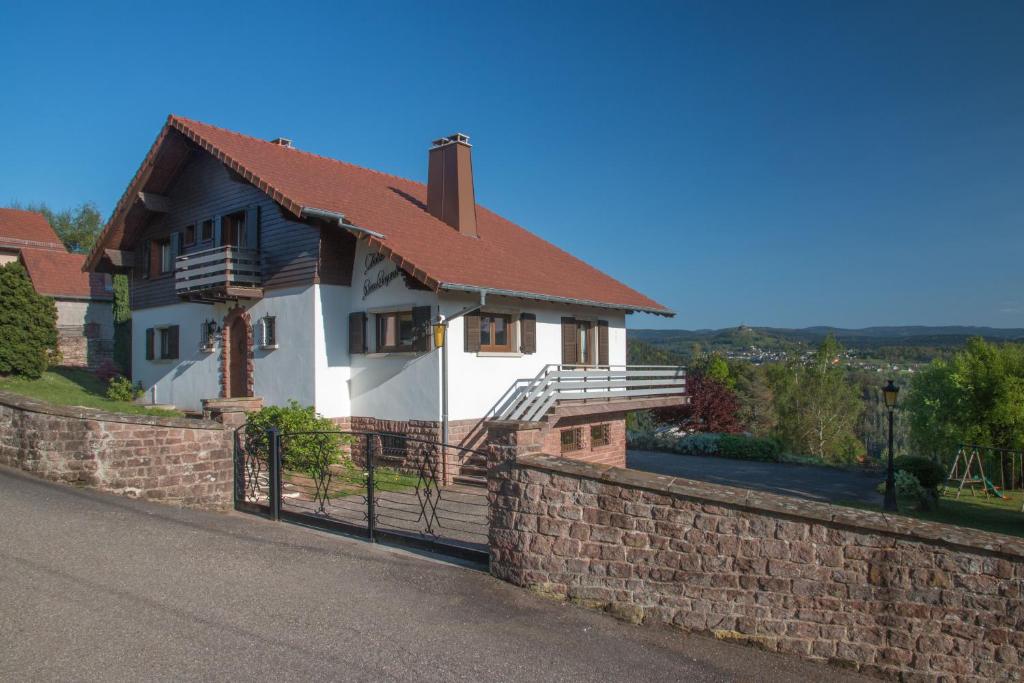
183,224,196,247
200,219,214,243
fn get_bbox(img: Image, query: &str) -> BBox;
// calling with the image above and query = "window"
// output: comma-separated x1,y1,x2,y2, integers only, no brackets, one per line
576,320,593,365
146,325,179,360
380,434,407,454
590,424,611,448
560,427,583,453
151,237,172,276
102,274,113,292
375,311,415,352
260,315,277,348
480,313,513,352
221,210,245,246
200,219,214,243
183,224,196,247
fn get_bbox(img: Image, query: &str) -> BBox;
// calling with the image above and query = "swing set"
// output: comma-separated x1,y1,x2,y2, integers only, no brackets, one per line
944,445,1024,511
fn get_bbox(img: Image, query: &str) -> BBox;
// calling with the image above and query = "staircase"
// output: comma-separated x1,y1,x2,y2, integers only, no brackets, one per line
452,451,489,487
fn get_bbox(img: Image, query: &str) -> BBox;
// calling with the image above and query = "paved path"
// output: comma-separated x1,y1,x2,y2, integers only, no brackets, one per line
628,450,884,505
0,467,870,682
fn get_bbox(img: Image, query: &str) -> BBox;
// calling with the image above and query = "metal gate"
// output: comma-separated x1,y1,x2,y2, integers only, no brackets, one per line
234,427,497,564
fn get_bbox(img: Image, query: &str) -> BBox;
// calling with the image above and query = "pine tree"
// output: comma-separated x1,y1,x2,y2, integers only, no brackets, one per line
0,262,59,378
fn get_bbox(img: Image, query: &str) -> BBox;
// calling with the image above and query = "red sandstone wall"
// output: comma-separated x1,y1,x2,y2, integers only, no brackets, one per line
0,391,233,510
489,455,1024,682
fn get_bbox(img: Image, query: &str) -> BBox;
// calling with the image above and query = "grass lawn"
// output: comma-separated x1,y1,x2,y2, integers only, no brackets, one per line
283,464,423,500
0,368,182,418
842,489,1023,539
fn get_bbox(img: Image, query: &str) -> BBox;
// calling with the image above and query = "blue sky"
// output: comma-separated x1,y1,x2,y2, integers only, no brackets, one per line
1,1,1021,329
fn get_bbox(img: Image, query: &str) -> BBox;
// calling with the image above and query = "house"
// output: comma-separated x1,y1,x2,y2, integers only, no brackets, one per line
86,116,685,468
0,208,114,368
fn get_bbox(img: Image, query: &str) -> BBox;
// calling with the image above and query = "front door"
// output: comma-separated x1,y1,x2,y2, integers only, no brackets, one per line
229,315,249,397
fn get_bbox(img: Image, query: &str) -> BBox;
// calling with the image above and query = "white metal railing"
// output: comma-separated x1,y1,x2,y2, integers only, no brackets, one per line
493,364,687,422
175,245,262,294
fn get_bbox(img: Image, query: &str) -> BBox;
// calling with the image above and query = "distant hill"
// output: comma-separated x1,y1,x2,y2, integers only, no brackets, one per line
627,325,1024,364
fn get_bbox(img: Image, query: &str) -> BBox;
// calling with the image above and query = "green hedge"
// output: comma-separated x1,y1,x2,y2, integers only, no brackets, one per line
0,263,58,378
627,431,781,462
894,455,946,490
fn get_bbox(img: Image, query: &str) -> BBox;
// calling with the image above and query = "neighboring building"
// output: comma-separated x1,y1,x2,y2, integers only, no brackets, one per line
0,208,114,369
86,116,685,468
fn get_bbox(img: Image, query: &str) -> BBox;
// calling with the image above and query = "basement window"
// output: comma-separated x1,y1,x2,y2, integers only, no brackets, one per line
560,427,583,454
590,424,611,448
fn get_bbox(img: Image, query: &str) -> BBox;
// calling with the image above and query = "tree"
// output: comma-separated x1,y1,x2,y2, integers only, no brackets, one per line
6,201,103,253
769,333,863,462
906,338,1024,459
0,262,59,378
655,372,742,434
112,274,132,375
733,362,777,437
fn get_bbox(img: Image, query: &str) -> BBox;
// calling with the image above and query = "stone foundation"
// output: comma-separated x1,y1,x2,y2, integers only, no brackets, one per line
0,390,233,510
486,413,627,468
489,455,1024,682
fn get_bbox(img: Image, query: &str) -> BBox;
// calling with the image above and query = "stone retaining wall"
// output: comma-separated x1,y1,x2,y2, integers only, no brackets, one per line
489,455,1024,681
0,390,233,510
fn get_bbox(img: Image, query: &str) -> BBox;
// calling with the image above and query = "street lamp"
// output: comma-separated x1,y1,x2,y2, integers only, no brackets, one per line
433,321,447,349
882,379,900,512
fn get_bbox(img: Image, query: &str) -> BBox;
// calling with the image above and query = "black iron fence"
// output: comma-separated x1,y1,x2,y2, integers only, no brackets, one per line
234,427,503,564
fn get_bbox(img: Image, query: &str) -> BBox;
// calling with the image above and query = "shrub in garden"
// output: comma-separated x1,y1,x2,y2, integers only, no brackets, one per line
894,455,946,490
894,470,925,499
245,401,354,476
674,432,721,456
717,434,781,462
105,376,143,402
0,262,58,379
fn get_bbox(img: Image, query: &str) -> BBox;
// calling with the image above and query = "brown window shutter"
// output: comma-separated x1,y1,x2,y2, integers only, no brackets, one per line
411,306,432,352
597,320,609,367
349,312,367,354
561,317,577,366
141,241,150,279
519,313,537,354
167,325,180,360
145,328,154,360
464,311,481,352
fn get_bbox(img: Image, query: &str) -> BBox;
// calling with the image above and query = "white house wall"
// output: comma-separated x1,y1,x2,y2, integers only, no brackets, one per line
441,295,626,421
132,286,316,411
338,241,441,422
313,283,353,419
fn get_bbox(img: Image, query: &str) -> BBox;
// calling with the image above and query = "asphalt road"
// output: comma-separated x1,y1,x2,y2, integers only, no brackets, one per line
629,449,884,505
0,466,869,682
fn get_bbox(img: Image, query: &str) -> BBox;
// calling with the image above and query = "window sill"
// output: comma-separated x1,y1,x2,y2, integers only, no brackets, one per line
365,351,419,358
259,344,279,351
477,351,523,358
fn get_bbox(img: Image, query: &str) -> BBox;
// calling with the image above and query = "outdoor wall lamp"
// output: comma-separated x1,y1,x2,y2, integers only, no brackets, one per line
882,379,900,512
433,319,447,349
200,319,220,352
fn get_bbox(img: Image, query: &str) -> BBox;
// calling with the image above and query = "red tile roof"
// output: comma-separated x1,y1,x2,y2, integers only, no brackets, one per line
19,248,112,300
92,115,672,315
0,208,64,251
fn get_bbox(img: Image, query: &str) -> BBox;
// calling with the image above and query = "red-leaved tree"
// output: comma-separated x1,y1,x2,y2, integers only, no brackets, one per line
654,373,742,434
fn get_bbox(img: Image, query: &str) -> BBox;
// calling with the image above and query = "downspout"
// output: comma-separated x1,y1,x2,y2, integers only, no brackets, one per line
440,291,487,450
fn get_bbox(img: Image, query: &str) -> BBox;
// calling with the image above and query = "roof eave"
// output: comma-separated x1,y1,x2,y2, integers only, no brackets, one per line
437,282,675,317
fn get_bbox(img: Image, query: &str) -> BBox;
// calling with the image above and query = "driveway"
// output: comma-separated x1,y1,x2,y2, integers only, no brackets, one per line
0,467,869,682
628,450,884,506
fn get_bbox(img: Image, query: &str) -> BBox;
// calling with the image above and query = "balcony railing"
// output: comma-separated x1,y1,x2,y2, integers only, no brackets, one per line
175,245,262,297
493,364,687,422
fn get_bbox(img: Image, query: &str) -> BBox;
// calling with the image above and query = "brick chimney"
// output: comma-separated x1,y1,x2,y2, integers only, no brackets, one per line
427,133,477,237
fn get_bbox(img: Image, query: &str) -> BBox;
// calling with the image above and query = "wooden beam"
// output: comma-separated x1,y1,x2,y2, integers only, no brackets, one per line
137,192,171,213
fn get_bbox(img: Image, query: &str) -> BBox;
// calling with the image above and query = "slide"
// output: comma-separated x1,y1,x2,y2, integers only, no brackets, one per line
983,477,1006,499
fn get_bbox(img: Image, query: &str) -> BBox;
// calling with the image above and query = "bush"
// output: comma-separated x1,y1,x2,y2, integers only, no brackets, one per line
245,401,354,476
717,434,781,462
105,376,143,402
894,470,925,499
0,262,58,379
894,455,946,490
674,432,721,456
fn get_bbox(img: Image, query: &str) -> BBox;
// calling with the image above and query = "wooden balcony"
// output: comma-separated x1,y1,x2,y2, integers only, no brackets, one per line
493,365,687,422
175,246,263,302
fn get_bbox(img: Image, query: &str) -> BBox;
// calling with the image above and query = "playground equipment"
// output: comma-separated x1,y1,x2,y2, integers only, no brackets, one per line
945,445,1024,511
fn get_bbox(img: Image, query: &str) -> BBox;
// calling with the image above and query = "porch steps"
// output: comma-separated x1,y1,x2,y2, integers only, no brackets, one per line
453,453,489,488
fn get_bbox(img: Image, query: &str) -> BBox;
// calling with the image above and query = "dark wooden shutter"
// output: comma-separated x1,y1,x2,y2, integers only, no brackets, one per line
597,320,609,367
561,317,577,365
213,215,223,246
167,325,180,360
349,312,367,354
464,311,481,352
244,205,259,249
169,232,181,267
411,306,432,352
141,240,150,279
145,328,155,360
520,313,537,354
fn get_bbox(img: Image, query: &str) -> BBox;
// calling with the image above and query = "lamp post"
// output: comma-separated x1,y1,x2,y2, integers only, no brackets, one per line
882,379,900,512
